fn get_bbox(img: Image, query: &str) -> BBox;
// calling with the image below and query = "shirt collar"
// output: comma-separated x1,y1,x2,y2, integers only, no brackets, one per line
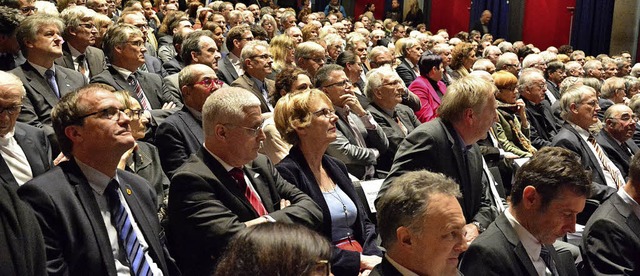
504,208,544,261
385,255,420,276
568,121,591,139
28,61,54,78
204,145,239,172
228,52,241,66
617,187,640,220
112,64,135,80
250,75,265,88
68,44,84,60
75,158,120,195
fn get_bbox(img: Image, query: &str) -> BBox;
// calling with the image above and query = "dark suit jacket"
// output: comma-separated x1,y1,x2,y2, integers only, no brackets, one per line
155,108,203,178
378,118,494,227
17,159,179,276
460,213,577,276
407,75,447,123
471,20,490,35
369,257,403,276
596,130,639,179
144,53,167,77
582,193,640,275
161,73,184,108
161,56,184,76
167,150,322,276
0,181,46,276
91,66,179,124
54,43,106,79
217,55,239,85
230,73,274,113
395,58,418,88
276,146,382,276
0,123,52,188
597,98,614,120
524,98,560,149
126,141,169,208
367,103,420,174
546,79,561,102
551,123,617,202
11,62,87,140
326,111,389,180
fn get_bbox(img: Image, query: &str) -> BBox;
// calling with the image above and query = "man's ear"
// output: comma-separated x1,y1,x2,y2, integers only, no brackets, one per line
64,125,83,144
214,123,227,141
521,185,540,210
396,226,414,249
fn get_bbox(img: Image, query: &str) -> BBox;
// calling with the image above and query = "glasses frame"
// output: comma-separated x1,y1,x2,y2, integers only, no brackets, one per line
192,78,224,90
323,79,351,89
78,107,128,121
311,108,335,118
223,121,264,137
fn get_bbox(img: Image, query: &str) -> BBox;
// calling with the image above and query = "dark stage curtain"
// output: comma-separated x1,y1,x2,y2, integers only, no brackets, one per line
570,0,615,56
470,0,510,40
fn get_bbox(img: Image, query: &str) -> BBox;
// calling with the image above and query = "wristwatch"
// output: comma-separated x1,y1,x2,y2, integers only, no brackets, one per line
472,221,486,233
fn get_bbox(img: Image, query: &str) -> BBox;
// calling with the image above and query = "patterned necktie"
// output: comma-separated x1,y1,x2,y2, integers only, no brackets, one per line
540,245,559,276
229,168,268,216
105,180,152,276
127,74,151,110
44,69,61,98
509,120,537,154
77,54,87,76
588,135,625,189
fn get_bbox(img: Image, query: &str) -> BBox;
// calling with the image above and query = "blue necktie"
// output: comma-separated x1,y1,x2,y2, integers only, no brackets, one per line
44,69,60,98
106,180,152,276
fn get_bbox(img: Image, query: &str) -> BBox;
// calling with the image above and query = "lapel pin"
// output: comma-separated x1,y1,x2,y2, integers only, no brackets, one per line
254,173,260,178
126,188,132,195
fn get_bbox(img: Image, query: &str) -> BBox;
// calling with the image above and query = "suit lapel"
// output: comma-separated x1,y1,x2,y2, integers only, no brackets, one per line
55,66,76,97
22,63,59,107
0,156,18,187
243,164,275,212
565,124,606,182
110,67,131,91
57,43,74,69
199,150,256,214
137,72,161,108
179,110,204,144
442,120,472,213
14,126,47,177
241,75,270,112
495,215,539,276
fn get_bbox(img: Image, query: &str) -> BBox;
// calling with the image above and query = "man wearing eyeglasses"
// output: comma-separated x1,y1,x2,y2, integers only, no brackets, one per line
598,77,628,120
218,25,253,85
0,71,52,188
231,40,274,113
1,0,38,16
552,85,618,202
596,104,639,179
519,68,560,149
55,6,106,82
92,24,179,141
295,41,327,82
11,14,87,155
167,87,322,276
18,84,180,276
317,64,388,180
496,52,521,76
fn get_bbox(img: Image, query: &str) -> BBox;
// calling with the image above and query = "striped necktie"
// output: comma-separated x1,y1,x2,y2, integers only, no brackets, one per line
105,180,152,276
127,74,151,110
588,135,625,189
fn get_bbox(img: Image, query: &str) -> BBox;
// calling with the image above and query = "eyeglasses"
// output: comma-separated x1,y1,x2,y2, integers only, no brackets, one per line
382,80,402,87
78,107,128,121
223,121,264,137
78,23,97,29
193,77,224,89
124,109,144,120
0,105,22,115
133,23,149,30
311,108,335,118
250,53,273,60
305,56,326,64
579,100,599,108
240,36,254,41
610,114,639,122
20,6,37,13
126,40,145,47
323,79,351,88
505,63,520,68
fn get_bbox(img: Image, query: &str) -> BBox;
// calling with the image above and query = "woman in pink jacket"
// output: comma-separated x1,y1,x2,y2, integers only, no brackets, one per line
408,54,447,123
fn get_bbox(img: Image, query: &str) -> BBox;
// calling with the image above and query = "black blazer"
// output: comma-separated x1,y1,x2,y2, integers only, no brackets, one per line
11,62,87,140
369,257,403,276
276,146,382,276
378,118,494,228
367,103,421,174
524,98,560,149
460,213,577,276
155,108,204,178
167,150,322,276
552,123,617,202
161,56,184,76
217,55,239,85
55,43,106,79
18,159,180,276
0,123,52,187
582,193,640,275
596,130,639,179
126,141,169,209
395,58,418,88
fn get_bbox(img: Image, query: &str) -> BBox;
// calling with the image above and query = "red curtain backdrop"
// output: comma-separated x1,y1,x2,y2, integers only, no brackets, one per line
522,0,576,50
429,0,471,35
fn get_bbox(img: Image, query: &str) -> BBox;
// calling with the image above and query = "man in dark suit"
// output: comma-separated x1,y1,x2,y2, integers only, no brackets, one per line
0,71,52,187
552,85,619,202
470,10,492,35
395,37,423,87
460,147,590,275
377,75,498,244
156,64,221,178
597,104,640,179
18,84,179,275
11,14,87,150
218,25,252,85
598,77,627,120
372,170,467,276
118,11,166,77
0,6,25,72
582,151,640,275
365,67,420,175
519,68,560,149
161,27,191,75
91,24,179,132
231,40,275,113
545,61,565,105
167,87,322,276
317,64,388,180
56,6,106,82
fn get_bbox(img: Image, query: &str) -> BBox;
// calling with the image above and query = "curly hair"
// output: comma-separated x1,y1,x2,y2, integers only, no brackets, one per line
449,42,475,70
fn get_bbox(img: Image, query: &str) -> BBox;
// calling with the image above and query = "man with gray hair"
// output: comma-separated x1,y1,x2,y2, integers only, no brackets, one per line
231,40,274,113
378,75,498,244
519,68,559,149
0,70,52,187
570,50,586,65
295,41,326,81
496,52,520,76
598,77,627,119
522,53,547,72
167,87,322,275
11,14,86,151
584,59,605,81
55,6,106,81
373,170,467,276
432,43,454,85
483,45,501,65
565,61,584,77
472,58,496,74
552,85,619,202
596,104,639,179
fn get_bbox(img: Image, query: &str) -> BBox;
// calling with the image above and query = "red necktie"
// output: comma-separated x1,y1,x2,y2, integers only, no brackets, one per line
229,168,268,216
